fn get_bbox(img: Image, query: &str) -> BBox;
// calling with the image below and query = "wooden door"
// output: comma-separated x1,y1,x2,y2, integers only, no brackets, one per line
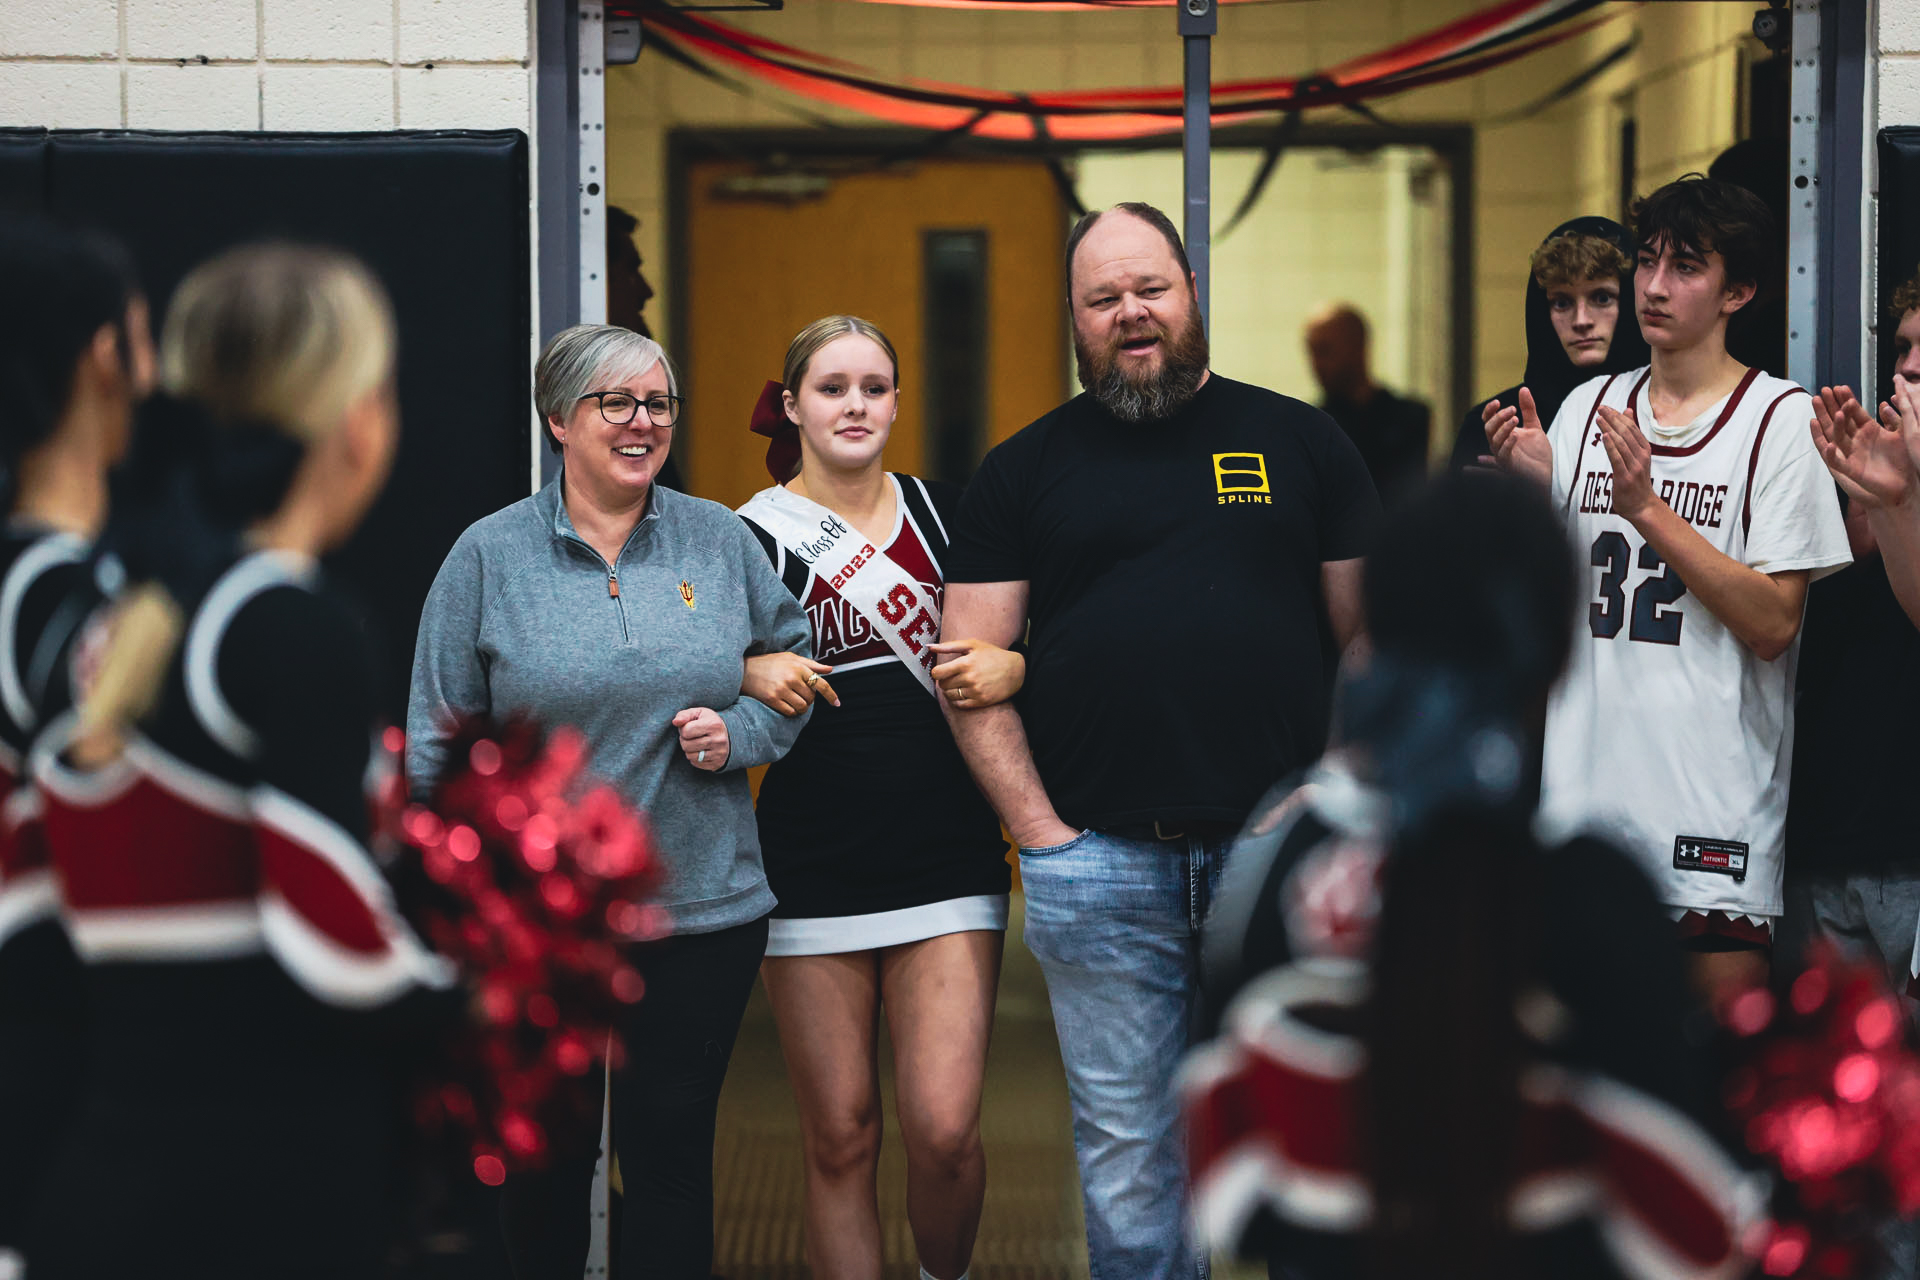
680,157,1067,508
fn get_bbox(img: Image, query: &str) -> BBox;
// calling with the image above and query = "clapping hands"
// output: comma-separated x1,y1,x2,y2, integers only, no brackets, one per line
1480,386,1553,486
1809,382,1920,510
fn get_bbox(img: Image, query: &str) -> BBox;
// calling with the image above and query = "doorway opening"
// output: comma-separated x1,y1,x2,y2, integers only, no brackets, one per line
1073,138,1462,440
666,124,1472,504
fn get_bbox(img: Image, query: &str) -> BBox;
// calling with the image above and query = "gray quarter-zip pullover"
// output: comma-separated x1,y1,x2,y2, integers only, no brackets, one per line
407,476,811,934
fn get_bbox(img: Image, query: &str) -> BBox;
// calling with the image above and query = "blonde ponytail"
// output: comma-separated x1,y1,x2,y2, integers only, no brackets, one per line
78,244,394,750
71,586,182,765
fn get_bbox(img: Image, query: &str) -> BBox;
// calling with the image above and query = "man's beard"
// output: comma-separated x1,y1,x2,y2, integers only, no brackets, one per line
1075,309,1210,423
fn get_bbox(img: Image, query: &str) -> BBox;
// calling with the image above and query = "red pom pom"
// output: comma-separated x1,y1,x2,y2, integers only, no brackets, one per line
611,967,645,1004
469,738,504,776
448,825,482,863
1857,999,1901,1050
1762,1224,1810,1276
499,1112,545,1159
607,901,645,938
1720,943,1920,1276
554,1033,593,1077
1792,968,1831,1016
1834,1054,1880,1104
1729,987,1776,1036
495,794,529,832
405,808,446,847
382,716,662,1183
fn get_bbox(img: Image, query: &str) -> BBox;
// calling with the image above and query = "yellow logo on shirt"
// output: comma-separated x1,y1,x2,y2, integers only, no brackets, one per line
1213,453,1272,505
678,580,696,609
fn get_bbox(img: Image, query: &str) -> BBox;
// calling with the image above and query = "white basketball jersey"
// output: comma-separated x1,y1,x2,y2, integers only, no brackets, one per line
1539,366,1850,920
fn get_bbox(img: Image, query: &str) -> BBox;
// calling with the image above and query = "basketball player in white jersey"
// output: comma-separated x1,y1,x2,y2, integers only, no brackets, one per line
1485,174,1850,999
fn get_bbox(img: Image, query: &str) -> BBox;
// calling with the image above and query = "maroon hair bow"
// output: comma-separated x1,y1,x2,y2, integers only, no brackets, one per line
748,380,799,483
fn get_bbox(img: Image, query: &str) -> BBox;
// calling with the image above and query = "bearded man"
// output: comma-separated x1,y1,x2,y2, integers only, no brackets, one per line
941,202,1378,1280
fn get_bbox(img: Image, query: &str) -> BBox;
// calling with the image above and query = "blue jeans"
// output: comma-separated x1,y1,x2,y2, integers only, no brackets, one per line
1020,827,1228,1280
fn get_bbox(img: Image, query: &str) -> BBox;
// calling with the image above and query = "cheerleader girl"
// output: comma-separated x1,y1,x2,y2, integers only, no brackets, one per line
0,215,152,1263
1188,476,1749,1280
736,315,1022,1280
25,244,455,1279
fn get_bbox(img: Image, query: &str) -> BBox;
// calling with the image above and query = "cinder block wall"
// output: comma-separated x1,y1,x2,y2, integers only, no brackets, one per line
1876,1,1915,373
1879,1,1919,126
0,0,533,133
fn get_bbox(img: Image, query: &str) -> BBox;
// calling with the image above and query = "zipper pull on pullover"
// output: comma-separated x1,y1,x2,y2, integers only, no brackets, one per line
608,568,620,598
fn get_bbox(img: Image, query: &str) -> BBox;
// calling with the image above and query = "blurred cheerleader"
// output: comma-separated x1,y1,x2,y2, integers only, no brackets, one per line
24,244,456,1279
1189,475,1758,1280
0,214,153,1263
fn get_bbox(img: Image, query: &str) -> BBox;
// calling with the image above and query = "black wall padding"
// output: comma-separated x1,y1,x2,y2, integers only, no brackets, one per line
0,129,48,214
1,129,531,719
1879,128,1920,397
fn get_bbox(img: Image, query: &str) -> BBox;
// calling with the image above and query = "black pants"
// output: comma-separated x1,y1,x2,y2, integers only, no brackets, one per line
500,914,768,1280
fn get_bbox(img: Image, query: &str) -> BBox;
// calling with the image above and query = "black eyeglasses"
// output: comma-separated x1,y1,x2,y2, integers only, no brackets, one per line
579,390,682,427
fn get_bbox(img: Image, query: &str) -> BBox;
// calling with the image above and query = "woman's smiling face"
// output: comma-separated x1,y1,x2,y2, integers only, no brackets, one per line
553,356,676,503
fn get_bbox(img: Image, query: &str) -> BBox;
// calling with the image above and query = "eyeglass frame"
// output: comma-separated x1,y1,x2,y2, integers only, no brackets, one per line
577,389,683,428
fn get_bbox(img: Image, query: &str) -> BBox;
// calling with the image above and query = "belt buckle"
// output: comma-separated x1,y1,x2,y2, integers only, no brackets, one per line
1153,820,1185,841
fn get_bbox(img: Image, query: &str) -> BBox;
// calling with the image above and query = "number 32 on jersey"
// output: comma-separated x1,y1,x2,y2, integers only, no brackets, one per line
1588,531,1686,644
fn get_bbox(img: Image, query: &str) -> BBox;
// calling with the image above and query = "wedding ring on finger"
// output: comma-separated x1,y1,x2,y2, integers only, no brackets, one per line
697,749,706,764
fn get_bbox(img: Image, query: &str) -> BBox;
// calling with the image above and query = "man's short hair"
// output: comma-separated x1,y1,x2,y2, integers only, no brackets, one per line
1628,173,1776,294
1890,268,1920,322
1307,303,1369,345
1064,202,1193,291
1530,233,1630,291
608,205,639,240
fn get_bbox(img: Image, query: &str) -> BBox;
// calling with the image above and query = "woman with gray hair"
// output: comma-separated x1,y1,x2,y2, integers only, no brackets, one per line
408,323,812,1279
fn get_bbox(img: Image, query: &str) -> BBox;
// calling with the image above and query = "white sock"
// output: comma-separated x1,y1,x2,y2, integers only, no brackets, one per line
920,1269,968,1280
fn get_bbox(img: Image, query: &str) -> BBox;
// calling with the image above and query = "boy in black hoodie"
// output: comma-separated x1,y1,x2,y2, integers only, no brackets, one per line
1453,217,1651,469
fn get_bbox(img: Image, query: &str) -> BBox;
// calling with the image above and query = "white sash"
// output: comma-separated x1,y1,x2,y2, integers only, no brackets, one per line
739,482,941,697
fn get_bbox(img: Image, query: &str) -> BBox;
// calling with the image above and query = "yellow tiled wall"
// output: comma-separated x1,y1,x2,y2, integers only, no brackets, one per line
609,0,1765,435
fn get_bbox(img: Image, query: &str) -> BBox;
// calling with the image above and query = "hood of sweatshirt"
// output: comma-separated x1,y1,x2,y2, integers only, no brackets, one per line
1520,216,1652,429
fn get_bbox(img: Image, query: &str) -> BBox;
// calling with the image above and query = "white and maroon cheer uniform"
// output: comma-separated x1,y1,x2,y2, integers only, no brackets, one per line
25,548,454,1277
0,523,103,1256
1540,367,1850,935
1182,961,1756,1279
1187,779,1755,1278
740,474,1010,956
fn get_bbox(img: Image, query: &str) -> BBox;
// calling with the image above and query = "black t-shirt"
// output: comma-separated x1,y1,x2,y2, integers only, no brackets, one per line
945,374,1379,831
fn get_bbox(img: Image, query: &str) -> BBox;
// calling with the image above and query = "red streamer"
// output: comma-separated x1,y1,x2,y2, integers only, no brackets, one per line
630,0,1625,140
